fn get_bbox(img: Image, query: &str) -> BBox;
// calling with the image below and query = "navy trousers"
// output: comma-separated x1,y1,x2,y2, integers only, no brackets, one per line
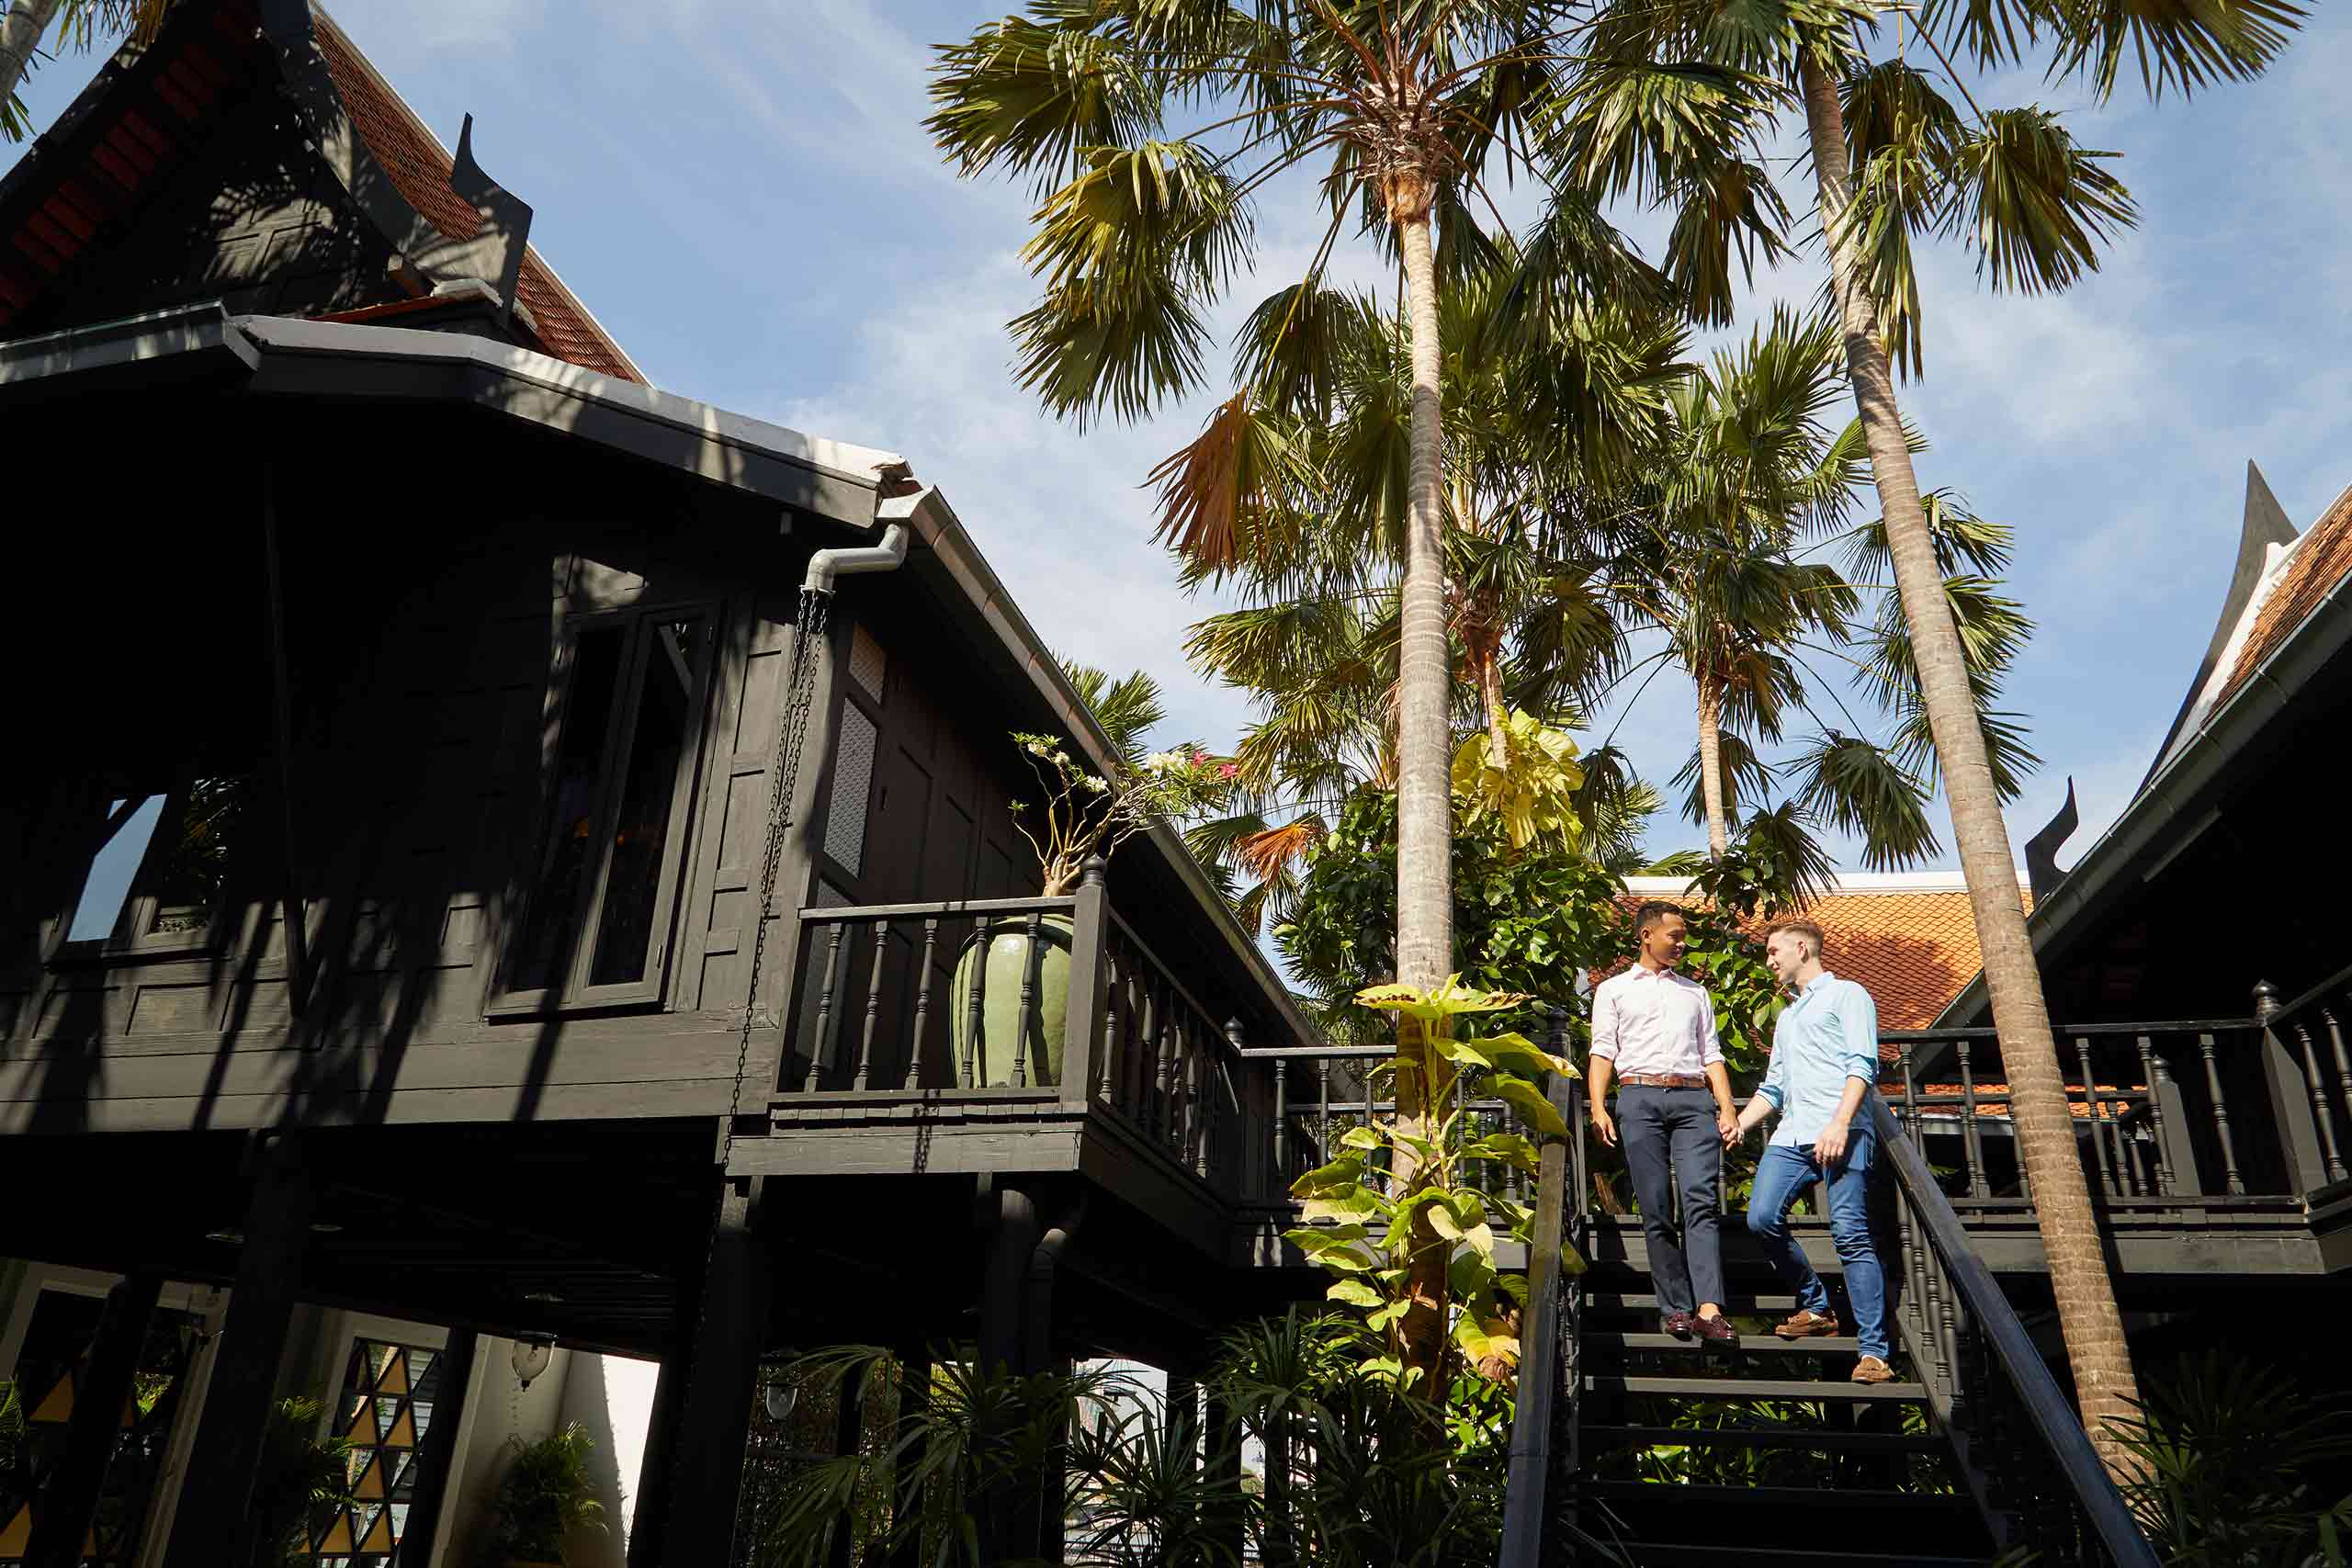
1617,1084,1725,1315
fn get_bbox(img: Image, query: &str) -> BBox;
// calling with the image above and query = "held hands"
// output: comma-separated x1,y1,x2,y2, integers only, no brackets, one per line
1590,1105,1619,1148
1716,1108,1739,1147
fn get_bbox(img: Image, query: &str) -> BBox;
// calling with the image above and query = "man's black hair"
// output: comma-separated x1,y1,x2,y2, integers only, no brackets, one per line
1634,900,1686,935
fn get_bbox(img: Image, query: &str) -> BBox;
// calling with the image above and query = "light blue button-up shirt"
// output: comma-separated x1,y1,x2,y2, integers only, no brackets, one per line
1756,971,1880,1149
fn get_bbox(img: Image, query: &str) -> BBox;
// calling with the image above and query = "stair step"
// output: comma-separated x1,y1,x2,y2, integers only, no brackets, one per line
1585,1292,1804,1314
1573,1480,1988,1550
1587,1374,1927,1402
1583,1423,1941,1455
1579,1479,1972,1512
1588,1332,1866,1355
1600,1544,1988,1568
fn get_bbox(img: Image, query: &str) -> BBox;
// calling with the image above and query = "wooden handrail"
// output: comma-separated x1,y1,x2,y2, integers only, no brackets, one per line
1871,1098,2160,1567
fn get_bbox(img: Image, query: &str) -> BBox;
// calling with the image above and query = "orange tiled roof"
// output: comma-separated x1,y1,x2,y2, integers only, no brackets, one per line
2210,482,2352,714
1909,1082,2123,1120
1615,879,2030,1035
310,8,642,383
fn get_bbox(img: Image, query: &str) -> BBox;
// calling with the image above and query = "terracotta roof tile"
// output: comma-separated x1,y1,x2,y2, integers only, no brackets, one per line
1610,884,2025,1032
1907,1082,2126,1120
309,7,641,383
2211,482,2352,713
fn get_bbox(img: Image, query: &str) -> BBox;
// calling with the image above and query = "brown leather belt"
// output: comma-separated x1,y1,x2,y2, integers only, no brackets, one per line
1618,1072,1708,1089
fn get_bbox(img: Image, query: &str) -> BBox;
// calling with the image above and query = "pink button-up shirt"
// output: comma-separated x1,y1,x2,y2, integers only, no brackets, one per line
1589,964,1723,1077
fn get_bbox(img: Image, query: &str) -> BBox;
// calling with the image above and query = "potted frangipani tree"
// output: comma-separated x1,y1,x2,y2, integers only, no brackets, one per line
952,667,1229,1087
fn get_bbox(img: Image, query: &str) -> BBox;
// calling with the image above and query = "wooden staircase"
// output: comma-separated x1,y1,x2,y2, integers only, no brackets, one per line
1498,1071,2161,1568
1562,1279,1996,1568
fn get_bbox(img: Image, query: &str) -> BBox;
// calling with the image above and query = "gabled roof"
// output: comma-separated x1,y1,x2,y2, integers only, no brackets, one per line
304,5,642,383
2204,479,2352,716
0,0,640,381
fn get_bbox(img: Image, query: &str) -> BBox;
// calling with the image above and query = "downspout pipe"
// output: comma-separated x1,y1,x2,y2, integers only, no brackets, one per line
801,481,923,593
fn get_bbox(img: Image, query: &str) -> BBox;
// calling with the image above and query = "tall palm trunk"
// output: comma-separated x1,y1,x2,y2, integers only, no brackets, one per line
1694,676,1731,860
1390,186,1453,1402
1798,48,2139,1470
0,0,68,113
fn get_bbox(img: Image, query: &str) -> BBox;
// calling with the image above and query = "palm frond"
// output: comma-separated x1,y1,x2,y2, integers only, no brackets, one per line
1663,156,1794,329
1148,393,1311,575
2044,0,2306,102
926,13,1161,195
1790,731,1943,869
1013,141,1255,425
1945,109,2137,295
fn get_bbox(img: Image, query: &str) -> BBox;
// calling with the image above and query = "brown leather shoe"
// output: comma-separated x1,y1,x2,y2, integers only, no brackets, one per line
1851,1355,1895,1384
1773,1309,1841,1340
1690,1312,1736,1346
1661,1312,1697,1340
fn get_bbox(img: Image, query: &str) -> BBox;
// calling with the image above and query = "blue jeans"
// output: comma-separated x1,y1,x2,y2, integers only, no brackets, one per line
1746,1132,1891,1359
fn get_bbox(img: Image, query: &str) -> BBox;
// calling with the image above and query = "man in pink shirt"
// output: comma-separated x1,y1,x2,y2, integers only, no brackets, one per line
1588,901,1740,1345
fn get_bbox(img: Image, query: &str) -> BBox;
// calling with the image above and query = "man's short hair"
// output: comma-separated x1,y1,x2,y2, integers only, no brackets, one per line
1634,900,1686,935
1766,919,1826,959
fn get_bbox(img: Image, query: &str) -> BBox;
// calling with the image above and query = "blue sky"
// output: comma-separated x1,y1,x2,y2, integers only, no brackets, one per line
9,1,2346,877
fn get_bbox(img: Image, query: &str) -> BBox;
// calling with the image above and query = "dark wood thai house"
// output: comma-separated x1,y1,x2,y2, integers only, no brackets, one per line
2,4,2347,1567
0,5,1323,1562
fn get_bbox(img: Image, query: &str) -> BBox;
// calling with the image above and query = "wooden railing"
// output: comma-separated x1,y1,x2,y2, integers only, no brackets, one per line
2257,964,2352,1194
1873,1097,2161,1566
1888,987,2349,1204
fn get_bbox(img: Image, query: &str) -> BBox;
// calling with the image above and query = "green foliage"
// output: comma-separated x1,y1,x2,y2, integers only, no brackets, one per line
1277,789,1630,1027
2103,1350,2352,1566
490,1423,606,1565
245,1397,355,1568
1007,661,1232,895
1450,710,1587,852
0,1381,26,1517
1285,976,1577,1390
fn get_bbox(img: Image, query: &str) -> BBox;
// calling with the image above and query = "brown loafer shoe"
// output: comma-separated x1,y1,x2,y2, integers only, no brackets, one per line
1690,1312,1736,1346
1851,1355,1894,1384
1773,1309,1841,1340
1661,1312,1697,1340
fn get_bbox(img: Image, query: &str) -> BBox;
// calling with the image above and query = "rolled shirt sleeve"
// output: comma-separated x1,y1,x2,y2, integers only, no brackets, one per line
1696,990,1724,1069
1589,977,1620,1062
1838,980,1881,1086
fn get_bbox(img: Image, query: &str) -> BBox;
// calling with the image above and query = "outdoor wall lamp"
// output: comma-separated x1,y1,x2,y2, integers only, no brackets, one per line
763,1378,797,1422
512,1332,556,1390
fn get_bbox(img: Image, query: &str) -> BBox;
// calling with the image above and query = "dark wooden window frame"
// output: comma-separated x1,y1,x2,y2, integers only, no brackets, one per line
44,771,255,967
488,601,721,1017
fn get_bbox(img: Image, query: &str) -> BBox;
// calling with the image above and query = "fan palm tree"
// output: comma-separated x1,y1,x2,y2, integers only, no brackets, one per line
1543,0,2303,1466
1,0,171,141
929,11,1675,1394
1593,308,2033,888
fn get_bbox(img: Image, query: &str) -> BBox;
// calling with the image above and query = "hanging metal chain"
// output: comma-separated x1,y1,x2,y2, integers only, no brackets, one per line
718,583,835,1168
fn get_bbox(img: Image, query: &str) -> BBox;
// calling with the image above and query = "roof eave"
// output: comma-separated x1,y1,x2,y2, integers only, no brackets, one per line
1935,555,2352,1029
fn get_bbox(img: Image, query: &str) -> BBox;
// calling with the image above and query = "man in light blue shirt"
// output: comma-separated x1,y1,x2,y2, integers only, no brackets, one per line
1731,918,1894,1383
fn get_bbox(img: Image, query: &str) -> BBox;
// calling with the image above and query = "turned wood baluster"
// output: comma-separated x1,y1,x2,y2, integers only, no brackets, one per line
1956,1039,1989,1198
1899,1039,1920,1140
1010,912,1042,1089
1156,991,1179,1139
1273,1054,1290,1194
2295,1020,2346,1185
1097,952,1123,1108
804,920,848,1093
909,919,939,1091
1317,1060,1332,1168
2199,1032,2245,1195
2074,1038,2114,1198
960,919,988,1089
851,919,888,1090
2329,1008,2352,1175
2138,1035,2175,1196
1130,969,1158,1123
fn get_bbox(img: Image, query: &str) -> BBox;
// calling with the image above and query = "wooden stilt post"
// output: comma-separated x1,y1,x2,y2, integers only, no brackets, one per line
163,1132,311,1568
25,1272,163,1568
650,1174,773,1566
398,1326,476,1568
